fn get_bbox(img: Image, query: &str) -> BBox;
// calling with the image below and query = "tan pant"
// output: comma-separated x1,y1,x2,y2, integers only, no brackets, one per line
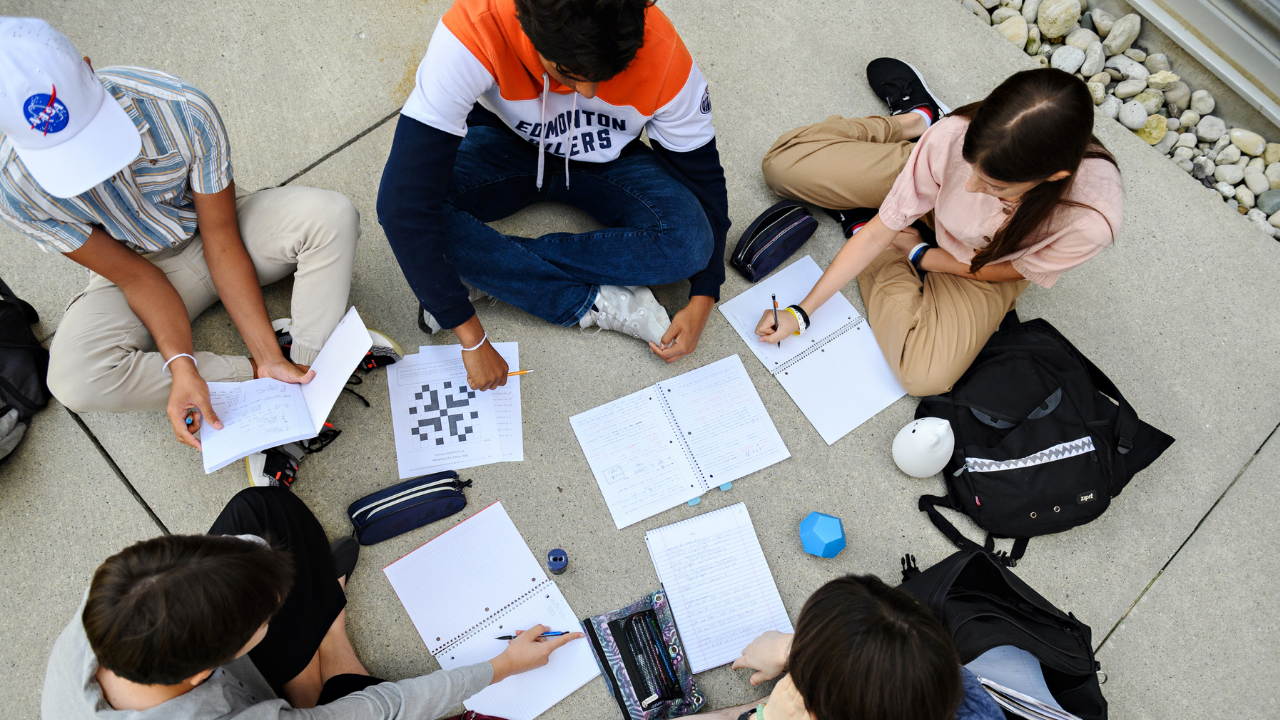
47,186,360,413
762,115,1028,396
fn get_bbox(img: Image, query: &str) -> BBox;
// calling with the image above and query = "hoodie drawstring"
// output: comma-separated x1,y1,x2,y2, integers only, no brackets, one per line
536,73,549,190
564,92,576,189
535,72,575,190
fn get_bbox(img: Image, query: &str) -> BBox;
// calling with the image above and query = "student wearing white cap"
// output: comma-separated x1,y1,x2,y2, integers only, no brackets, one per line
0,18,398,487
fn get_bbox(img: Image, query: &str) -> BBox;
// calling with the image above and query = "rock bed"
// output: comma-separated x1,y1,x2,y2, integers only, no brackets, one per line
960,0,1280,239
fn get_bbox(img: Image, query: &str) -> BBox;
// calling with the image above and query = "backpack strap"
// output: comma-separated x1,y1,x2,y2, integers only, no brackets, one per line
919,495,1026,567
1076,352,1138,455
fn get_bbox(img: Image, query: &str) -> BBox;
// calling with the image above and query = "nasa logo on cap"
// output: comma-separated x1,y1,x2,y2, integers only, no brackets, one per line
23,86,70,136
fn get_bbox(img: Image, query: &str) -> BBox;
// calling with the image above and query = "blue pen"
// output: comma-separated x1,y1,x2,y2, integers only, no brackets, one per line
495,631,571,640
185,410,195,426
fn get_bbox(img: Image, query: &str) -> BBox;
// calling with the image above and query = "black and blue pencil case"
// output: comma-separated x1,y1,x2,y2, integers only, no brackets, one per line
730,200,818,282
347,470,472,545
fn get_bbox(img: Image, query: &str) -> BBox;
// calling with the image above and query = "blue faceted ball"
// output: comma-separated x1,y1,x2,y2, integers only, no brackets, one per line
799,511,846,558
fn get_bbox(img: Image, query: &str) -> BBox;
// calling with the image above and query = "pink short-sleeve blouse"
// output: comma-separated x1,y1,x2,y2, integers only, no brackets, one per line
877,116,1124,288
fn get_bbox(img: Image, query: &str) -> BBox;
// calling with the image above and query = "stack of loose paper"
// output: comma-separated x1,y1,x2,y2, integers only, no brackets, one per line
200,307,372,473
386,343,524,478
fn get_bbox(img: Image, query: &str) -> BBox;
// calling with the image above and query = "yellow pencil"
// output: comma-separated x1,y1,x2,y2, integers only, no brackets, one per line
507,369,533,377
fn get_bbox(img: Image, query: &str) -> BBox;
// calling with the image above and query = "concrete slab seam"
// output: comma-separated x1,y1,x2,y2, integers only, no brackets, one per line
1093,417,1280,652
64,407,170,535
278,110,401,188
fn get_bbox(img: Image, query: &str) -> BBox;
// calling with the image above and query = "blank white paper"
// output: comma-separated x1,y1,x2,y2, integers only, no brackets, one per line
646,503,793,673
719,256,905,445
299,306,373,435
383,503,598,720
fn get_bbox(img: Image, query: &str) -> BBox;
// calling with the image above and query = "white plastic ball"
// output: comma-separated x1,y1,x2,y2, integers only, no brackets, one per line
892,418,955,478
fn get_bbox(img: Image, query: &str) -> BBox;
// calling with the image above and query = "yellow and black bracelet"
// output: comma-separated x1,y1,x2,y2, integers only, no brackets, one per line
787,304,810,334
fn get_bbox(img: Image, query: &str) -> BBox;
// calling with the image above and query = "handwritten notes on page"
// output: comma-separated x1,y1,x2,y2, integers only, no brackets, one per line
201,379,313,473
199,307,373,473
570,355,790,529
646,503,793,673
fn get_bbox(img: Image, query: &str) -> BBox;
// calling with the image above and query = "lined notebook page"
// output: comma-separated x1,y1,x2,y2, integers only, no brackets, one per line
659,355,791,486
645,503,793,673
384,503,599,720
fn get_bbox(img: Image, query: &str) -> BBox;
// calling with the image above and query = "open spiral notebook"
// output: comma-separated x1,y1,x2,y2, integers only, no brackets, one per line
384,502,599,720
719,256,906,445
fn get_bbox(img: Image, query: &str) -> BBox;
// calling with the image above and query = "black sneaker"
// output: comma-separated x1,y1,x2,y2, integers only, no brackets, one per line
821,207,878,239
244,427,341,489
271,318,295,354
274,317,402,372
331,536,360,583
865,58,950,124
362,328,403,372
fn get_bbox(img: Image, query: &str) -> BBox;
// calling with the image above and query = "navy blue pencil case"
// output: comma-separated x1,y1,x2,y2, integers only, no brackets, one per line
347,471,472,545
730,200,818,282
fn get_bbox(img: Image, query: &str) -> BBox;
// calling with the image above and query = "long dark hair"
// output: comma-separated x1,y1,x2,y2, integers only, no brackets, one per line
787,575,963,720
953,68,1118,273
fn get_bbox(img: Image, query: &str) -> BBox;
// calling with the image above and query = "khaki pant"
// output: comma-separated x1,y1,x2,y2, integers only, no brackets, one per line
47,186,360,413
762,115,1028,396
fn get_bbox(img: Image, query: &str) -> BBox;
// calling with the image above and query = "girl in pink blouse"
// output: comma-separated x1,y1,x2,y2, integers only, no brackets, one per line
756,65,1123,396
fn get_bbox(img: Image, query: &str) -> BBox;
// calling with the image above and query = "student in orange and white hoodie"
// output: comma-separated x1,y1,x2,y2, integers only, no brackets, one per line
377,0,730,391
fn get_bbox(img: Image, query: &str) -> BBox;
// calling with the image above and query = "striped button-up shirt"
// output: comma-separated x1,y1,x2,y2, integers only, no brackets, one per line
0,66,233,254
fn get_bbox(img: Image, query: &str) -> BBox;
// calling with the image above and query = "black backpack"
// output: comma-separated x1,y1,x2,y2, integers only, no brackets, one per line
915,315,1173,566
899,550,1107,720
0,277,50,462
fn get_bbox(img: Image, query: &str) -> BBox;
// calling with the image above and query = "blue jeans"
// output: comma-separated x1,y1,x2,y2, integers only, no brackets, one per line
442,126,714,326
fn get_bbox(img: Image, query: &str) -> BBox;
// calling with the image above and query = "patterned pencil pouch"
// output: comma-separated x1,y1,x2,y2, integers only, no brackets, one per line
581,590,705,720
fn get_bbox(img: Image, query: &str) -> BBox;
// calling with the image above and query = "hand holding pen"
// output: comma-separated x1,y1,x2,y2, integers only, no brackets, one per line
488,624,585,684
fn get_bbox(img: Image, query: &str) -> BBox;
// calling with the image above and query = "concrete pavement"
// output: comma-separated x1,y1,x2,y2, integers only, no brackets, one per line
1,0,1278,717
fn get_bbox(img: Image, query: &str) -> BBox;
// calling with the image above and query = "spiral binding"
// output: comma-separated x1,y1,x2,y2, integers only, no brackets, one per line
432,579,552,655
654,388,707,490
772,316,866,376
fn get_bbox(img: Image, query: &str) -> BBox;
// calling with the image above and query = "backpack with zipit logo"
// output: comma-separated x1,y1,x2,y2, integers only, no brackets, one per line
0,276,50,463
915,314,1173,566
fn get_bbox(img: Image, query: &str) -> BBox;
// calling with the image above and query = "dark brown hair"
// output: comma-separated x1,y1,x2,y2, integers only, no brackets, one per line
83,535,294,685
787,575,963,720
515,0,651,82
953,68,1118,273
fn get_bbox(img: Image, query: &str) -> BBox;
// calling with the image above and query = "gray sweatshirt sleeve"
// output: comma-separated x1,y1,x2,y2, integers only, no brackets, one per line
252,663,494,720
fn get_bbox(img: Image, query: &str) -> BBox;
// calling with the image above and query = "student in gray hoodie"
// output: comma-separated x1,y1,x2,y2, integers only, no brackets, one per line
42,487,582,719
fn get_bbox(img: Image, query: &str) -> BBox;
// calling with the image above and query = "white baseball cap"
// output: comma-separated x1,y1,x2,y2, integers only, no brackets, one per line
0,18,140,198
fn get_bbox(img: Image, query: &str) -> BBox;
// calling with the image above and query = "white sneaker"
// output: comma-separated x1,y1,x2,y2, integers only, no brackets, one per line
419,283,489,335
579,285,671,345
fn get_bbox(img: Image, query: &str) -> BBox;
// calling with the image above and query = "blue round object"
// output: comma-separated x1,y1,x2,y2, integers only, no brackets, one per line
799,512,846,558
547,548,568,575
